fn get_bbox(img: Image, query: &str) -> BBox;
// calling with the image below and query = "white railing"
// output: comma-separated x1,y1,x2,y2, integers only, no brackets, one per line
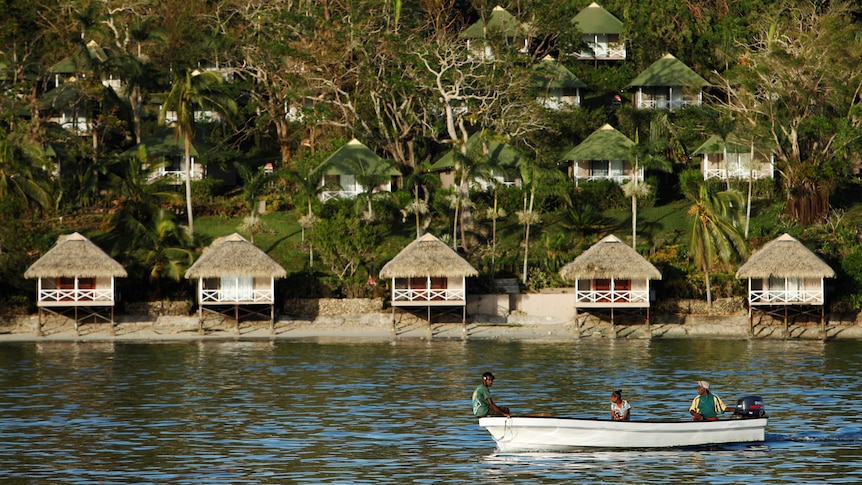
39,289,114,303
392,289,466,302
576,290,649,304
321,190,361,201
200,289,275,303
704,168,764,180
749,290,823,305
637,99,700,110
575,44,626,60
578,174,632,184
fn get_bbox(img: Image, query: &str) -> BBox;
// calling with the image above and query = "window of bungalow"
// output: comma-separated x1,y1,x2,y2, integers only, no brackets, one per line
595,278,612,302
409,277,427,289
609,160,624,178
591,161,609,177
221,276,254,300
767,276,803,298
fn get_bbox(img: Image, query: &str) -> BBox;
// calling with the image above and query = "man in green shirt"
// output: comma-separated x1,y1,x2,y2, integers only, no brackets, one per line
472,372,511,417
689,380,728,421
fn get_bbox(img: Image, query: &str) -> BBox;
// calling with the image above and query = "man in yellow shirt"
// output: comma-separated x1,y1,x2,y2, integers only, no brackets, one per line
689,380,727,421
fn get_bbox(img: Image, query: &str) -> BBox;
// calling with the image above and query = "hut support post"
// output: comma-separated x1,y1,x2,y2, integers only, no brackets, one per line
110,307,115,336
646,307,650,336
391,306,396,337
427,305,432,339
198,305,204,335
462,306,467,340
610,307,615,338
36,308,44,337
821,306,825,337
784,305,788,337
574,306,580,338
74,306,79,336
235,305,240,335
270,305,275,334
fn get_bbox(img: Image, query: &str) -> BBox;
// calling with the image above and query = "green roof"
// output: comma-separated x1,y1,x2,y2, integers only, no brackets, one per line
627,53,709,88
532,56,588,90
572,3,624,34
49,40,110,74
122,124,208,159
561,124,634,161
431,131,526,171
460,5,530,39
693,134,751,155
313,138,400,177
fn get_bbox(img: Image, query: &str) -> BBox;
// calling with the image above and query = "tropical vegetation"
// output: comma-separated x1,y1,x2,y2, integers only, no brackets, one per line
1,0,861,314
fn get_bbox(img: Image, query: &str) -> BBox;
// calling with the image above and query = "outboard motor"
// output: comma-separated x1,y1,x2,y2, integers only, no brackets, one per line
734,395,766,418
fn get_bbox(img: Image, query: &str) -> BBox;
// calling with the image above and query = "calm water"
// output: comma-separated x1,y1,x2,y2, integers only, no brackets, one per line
1,338,862,484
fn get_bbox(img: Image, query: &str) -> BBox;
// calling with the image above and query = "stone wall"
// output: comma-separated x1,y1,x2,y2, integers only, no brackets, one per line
125,300,193,316
283,298,384,318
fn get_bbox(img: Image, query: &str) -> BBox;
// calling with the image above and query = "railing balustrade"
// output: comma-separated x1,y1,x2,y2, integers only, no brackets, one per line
749,290,823,305
200,289,275,303
636,99,700,110
576,290,649,304
39,289,114,302
392,289,466,302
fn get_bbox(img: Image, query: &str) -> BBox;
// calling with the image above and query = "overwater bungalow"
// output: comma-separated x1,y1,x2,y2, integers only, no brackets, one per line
431,130,525,190
24,233,127,336
736,233,835,331
559,235,661,331
185,233,287,334
379,233,478,334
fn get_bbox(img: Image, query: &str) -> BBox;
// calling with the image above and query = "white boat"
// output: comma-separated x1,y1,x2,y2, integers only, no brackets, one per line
478,416,768,452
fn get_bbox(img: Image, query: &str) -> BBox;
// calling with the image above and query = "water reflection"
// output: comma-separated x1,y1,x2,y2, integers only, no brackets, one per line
1,339,862,483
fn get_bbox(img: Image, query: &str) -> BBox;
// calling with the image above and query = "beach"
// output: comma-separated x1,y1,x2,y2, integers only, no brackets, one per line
2,311,861,342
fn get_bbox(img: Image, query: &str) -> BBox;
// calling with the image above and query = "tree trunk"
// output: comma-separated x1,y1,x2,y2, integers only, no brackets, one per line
184,135,195,235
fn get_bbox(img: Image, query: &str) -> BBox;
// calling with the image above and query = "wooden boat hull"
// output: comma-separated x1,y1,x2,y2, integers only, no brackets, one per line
478,416,768,452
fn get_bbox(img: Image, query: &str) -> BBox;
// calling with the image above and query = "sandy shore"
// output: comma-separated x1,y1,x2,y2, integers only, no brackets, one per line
2,312,861,343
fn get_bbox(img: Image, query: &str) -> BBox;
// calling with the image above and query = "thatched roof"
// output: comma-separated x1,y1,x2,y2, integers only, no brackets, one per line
627,53,709,88
431,130,526,171
572,3,624,34
185,233,287,279
24,233,127,279
559,235,661,281
561,124,634,161
379,233,478,278
532,56,588,90
460,5,532,40
736,233,835,279
312,138,400,177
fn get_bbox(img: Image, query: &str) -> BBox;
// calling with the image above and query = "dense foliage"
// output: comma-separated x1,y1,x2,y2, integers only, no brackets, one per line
1,0,861,313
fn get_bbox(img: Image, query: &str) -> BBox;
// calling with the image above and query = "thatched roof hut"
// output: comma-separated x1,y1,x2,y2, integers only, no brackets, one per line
559,235,661,281
24,232,127,279
736,233,835,279
185,233,287,279
380,233,478,278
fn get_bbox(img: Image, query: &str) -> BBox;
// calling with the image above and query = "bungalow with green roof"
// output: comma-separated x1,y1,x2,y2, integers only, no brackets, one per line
532,56,588,109
123,123,215,183
626,53,709,110
571,3,626,61
313,138,400,201
460,5,532,59
693,134,775,181
431,131,525,190
561,124,637,187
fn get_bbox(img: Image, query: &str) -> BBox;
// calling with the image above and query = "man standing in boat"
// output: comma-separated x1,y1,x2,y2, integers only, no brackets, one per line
689,380,728,421
472,372,511,418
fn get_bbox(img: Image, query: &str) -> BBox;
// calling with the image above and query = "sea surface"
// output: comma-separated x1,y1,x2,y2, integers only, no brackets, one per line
1,338,861,484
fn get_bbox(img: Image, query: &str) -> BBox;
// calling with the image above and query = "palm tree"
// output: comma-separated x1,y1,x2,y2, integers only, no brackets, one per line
623,124,672,249
158,68,237,235
402,160,439,238
687,184,749,306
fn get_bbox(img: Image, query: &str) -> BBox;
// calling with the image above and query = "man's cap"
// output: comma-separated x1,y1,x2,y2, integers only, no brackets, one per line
697,380,710,390
483,372,495,379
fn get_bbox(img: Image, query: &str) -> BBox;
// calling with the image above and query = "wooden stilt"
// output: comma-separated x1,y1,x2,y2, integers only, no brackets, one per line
74,306,79,336
198,305,204,335
235,304,240,335
36,308,43,337
270,305,275,335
